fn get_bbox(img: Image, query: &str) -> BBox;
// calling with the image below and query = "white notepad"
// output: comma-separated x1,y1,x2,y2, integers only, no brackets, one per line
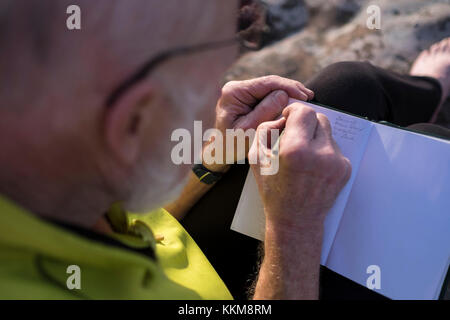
231,100,450,300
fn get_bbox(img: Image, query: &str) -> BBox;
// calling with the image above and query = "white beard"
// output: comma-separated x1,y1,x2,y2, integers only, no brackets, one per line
122,79,216,213
122,158,189,214
123,166,185,213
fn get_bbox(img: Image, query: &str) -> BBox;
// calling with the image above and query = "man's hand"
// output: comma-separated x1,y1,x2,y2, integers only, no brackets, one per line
250,102,352,300
167,76,313,220
251,102,352,228
203,75,314,172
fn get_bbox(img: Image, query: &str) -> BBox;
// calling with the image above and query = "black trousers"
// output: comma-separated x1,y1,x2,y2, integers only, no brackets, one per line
181,62,450,300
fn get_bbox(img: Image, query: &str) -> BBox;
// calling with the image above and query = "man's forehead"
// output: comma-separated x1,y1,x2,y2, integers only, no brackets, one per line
113,0,237,44
0,0,240,111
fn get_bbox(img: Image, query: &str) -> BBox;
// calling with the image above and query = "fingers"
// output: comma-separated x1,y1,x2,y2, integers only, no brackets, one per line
242,90,289,130
314,113,352,187
314,113,333,143
256,116,286,147
282,102,318,142
296,81,314,100
249,117,286,161
222,75,314,107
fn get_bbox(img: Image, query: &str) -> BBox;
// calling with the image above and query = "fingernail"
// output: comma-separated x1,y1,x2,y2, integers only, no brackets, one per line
274,90,286,103
275,90,284,98
301,92,308,100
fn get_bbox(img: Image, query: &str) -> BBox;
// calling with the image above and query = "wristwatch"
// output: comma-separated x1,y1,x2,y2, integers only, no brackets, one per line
192,163,224,185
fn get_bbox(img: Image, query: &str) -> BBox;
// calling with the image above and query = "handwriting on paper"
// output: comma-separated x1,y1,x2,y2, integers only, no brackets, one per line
333,115,365,141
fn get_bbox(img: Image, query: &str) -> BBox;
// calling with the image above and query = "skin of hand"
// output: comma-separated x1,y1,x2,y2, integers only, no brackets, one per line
203,75,314,173
250,102,352,299
166,76,314,219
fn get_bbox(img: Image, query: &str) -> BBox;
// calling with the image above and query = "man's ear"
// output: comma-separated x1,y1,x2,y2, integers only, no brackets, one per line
104,81,156,166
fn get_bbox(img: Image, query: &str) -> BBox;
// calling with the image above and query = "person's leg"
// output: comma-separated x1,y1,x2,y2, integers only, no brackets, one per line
410,38,450,122
305,61,443,126
308,38,450,126
407,123,450,139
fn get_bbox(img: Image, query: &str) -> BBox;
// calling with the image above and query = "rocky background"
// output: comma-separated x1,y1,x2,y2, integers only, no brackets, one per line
228,0,450,128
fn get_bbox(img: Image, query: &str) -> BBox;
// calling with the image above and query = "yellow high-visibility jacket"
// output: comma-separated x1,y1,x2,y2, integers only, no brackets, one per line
0,195,232,299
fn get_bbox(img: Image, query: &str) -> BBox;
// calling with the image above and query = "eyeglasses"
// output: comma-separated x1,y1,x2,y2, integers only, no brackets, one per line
105,1,266,108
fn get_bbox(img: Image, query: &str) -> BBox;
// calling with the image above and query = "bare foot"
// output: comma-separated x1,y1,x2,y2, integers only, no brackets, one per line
410,37,450,122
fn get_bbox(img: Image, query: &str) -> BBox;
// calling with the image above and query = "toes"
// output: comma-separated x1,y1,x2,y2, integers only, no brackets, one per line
436,38,450,51
418,50,429,60
424,38,450,54
443,38,450,51
438,40,447,51
431,43,441,52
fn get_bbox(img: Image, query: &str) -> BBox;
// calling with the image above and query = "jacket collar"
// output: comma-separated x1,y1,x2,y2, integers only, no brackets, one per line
0,194,157,271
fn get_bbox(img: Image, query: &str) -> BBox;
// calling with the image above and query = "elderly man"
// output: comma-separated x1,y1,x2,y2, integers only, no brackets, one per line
0,0,351,299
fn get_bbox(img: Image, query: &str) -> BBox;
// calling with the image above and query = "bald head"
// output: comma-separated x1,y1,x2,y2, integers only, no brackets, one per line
0,0,236,112
0,0,238,227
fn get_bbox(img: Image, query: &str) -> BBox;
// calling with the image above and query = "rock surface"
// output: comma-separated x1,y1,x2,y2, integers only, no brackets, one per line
261,0,308,44
229,0,450,127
